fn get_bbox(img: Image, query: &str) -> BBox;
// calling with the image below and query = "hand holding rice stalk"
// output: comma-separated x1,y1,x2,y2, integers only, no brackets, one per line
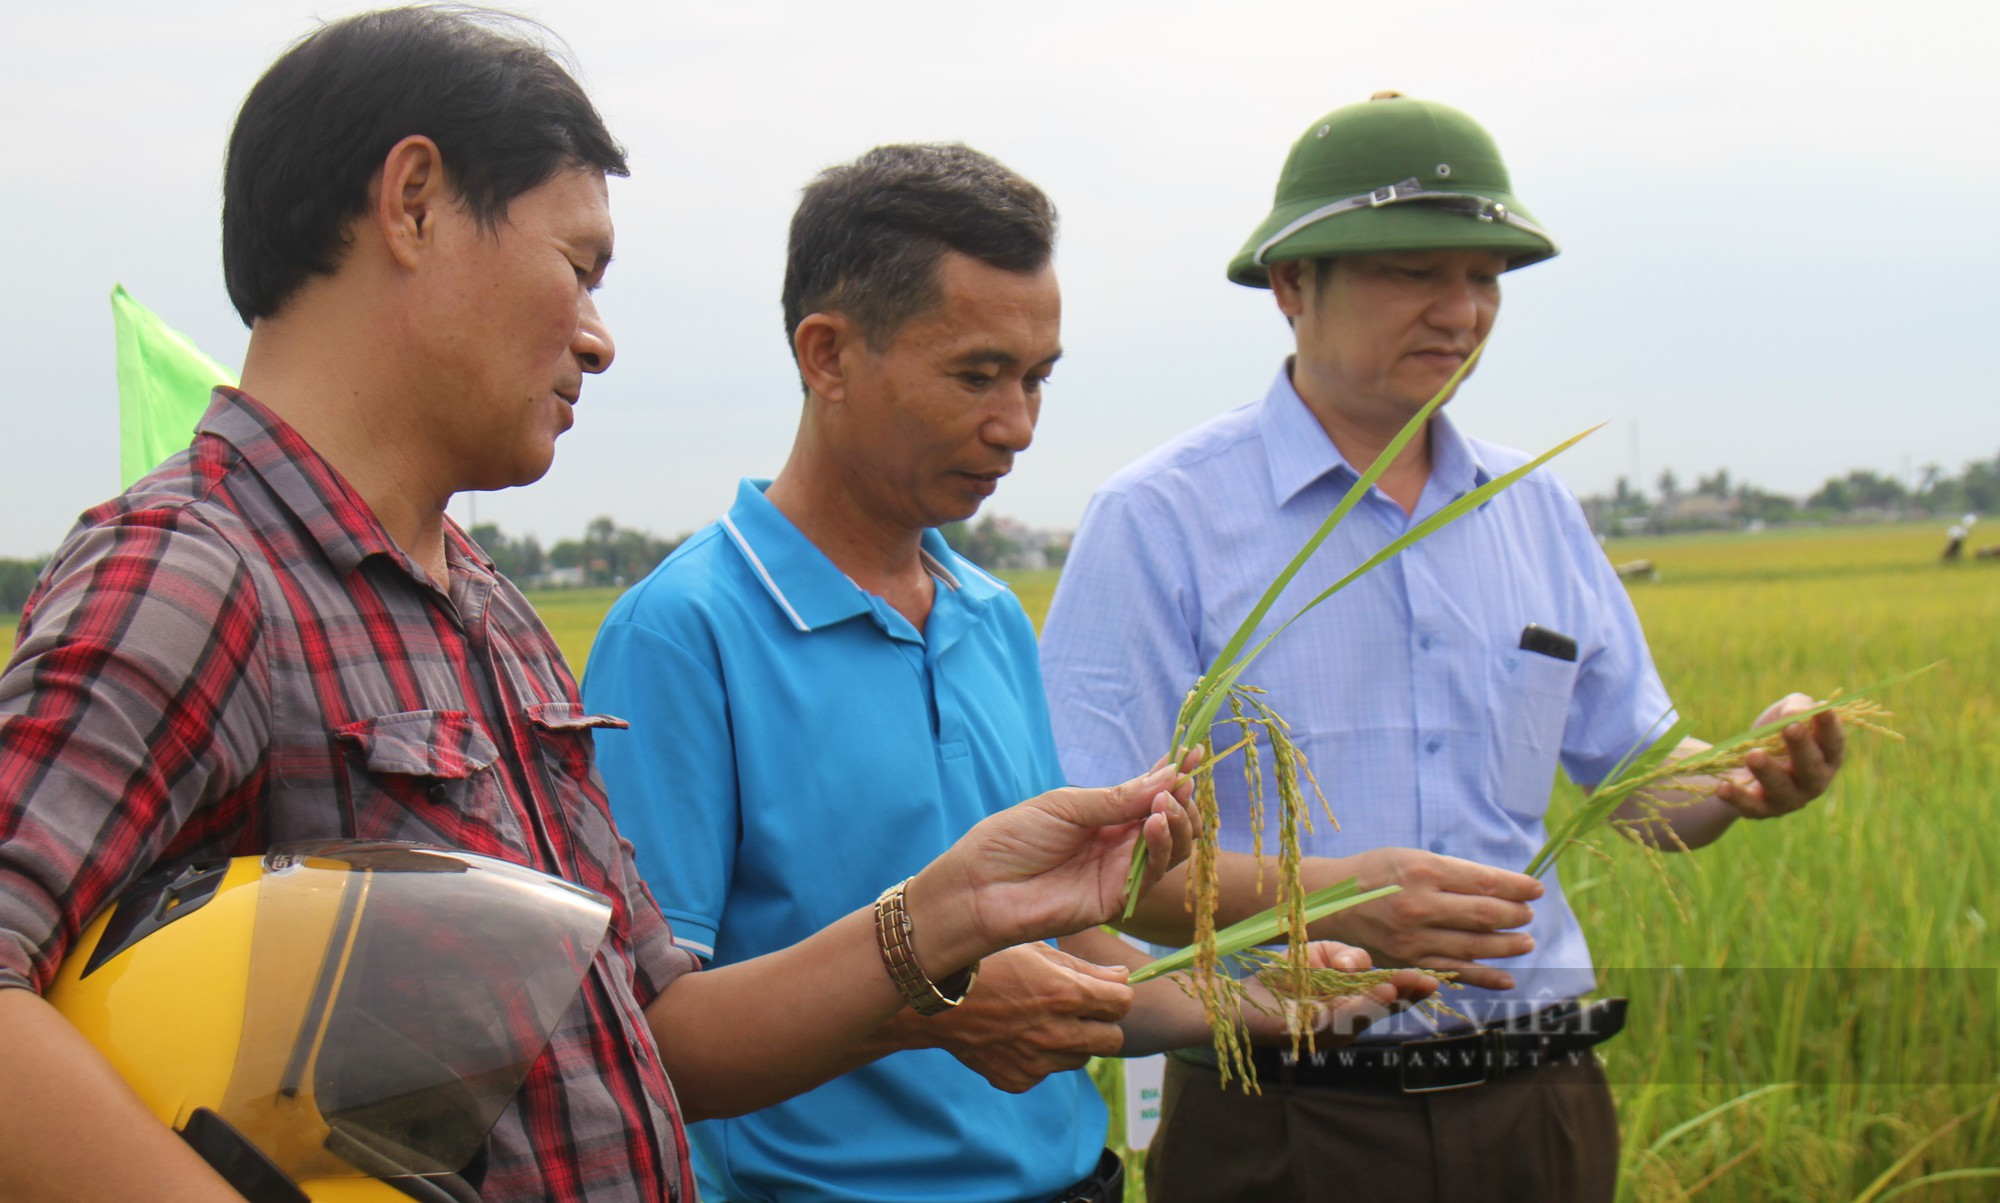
1526,666,1933,880
1121,343,1599,1087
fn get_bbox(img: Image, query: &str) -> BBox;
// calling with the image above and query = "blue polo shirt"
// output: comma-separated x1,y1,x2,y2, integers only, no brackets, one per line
584,479,1104,1203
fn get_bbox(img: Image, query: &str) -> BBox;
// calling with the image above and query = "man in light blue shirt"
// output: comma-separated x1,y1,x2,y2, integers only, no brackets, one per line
1040,94,1845,1201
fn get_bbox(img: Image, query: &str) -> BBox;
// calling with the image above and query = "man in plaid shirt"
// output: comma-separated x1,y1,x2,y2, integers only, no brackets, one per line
0,10,1201,1201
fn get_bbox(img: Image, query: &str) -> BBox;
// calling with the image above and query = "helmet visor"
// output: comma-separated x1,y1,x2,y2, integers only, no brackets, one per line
218,842,613,1182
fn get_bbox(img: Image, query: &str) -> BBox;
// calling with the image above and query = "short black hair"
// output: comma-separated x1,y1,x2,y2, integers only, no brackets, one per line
222,5,627,325
782,143,1057,356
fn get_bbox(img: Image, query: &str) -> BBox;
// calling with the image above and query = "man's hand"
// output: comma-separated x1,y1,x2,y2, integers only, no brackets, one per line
1610,694,1847,853
902,943,1132,1093
1320,848,1542,991
1711,693,1846,818
910,762,1197,969
1239,941,1441,1047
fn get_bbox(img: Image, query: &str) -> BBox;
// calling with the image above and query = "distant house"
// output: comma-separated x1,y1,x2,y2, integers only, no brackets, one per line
529,565,587,589
1655,494,1738,531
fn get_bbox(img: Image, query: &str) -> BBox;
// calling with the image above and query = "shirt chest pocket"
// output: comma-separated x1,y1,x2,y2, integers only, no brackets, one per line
1486,650,1579,824
522,702,633,931
523,702,626,787
334,710,525,850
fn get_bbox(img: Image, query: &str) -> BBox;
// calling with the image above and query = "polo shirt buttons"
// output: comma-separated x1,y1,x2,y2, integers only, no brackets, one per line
1420,633,1437,651
1425,735,1443,754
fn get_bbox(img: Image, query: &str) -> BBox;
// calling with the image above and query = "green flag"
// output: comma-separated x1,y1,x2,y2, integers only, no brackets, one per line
113,284,239,488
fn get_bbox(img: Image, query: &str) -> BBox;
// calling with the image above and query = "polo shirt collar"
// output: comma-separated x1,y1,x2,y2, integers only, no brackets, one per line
1256,364,1493,510
718,478,1004,634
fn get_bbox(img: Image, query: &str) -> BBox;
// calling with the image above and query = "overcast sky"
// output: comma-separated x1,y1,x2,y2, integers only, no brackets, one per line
2,0,1993,558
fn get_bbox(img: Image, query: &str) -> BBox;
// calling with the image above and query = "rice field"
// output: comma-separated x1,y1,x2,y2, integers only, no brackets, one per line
1554,524,1999,1201
529,587,627,674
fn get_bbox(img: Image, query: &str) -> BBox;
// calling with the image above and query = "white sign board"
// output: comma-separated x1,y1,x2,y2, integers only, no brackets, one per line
1123,1053,1165,1150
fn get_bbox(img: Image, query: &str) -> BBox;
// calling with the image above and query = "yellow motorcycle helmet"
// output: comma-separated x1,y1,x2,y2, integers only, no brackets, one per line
46,841,613,1203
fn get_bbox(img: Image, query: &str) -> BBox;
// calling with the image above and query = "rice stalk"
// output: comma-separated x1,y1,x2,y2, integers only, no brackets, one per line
1126,869,1402,1090
1229,692,1266,895
1850,1088,2000,1203
1113,339,1599,1082
1527,668,1934,881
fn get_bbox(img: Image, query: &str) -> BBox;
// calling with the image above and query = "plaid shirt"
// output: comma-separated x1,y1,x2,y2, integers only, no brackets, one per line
0,389,700,1202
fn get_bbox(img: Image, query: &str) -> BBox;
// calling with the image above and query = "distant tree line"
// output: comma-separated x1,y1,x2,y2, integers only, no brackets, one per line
1587,452,2000,535
1,559,44,615
940,517,1020,570
6,454,1995,617
1,518,685,619
470,517,685,588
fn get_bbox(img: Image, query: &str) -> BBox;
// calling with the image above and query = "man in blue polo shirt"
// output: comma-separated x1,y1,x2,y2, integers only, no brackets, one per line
591,141,1120,1203
584,144,1427,1203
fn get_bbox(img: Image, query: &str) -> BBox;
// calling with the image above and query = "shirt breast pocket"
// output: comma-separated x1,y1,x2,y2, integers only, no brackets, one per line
523,702,632,926
1486,650,1579,824
334,710,520,847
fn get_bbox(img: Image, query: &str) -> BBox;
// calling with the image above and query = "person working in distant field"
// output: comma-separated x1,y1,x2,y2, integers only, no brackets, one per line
0,13,1208,1201
1039,93,1847,1201
1942,514,1974,561
583,143,1432,1203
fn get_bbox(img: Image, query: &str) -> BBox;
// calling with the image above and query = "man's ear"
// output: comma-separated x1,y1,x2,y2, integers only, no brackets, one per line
373,135,449,271
1269,260,1310,321
794,312,858,405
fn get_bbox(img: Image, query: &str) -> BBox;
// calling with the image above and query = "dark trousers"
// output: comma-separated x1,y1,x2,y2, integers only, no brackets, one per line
1145,1052,1619,1202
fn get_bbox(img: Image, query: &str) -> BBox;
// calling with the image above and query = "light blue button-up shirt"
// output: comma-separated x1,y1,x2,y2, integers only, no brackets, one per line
1040,367,1675,1033
585,479,1103,1203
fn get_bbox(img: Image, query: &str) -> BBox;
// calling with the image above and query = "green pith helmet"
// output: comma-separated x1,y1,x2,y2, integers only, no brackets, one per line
1228,92,1558,288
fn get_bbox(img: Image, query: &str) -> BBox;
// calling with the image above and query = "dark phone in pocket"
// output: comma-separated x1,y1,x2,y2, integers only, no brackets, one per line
1519,624,1578,663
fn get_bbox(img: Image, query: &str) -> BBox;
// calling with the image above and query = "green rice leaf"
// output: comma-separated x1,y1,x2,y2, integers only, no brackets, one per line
1144,420,1599,868
1194,344,1489,703
1525,713,1688,879
1645,1082,1797,1154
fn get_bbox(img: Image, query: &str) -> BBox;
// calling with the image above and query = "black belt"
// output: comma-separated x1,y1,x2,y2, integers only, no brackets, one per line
1218,997,1627,1094
1047,1148,1124,1203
